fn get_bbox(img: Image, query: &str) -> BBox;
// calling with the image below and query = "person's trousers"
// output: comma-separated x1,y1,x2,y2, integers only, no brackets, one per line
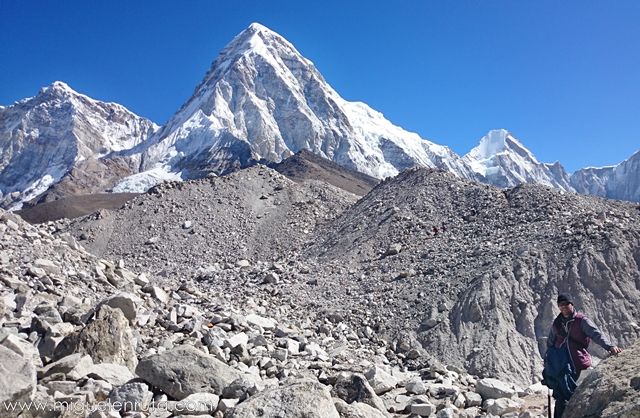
554,370,581,417
554,397,569,418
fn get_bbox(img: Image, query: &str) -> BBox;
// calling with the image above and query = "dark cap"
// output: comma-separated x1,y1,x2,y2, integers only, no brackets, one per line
557,293,573,305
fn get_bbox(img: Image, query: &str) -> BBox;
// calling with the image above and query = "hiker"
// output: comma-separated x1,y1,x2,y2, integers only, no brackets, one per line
544,293,622,417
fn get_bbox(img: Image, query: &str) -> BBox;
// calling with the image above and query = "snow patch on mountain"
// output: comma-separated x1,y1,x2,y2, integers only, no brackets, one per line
112,166,183,193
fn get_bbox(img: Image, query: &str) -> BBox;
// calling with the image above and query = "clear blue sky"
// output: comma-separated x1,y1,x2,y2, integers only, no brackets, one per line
1,0,639,172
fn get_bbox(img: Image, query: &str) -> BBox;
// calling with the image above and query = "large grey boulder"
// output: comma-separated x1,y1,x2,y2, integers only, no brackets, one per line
334,398,387,418
0,345,36,409
226,380,340,418
85,363,135,386
565,339,640,418
331,373,389,416
108,382,152,412
38,353,94,380
135,345,242,400
364,366,398,395
475,378,517,400
53,305,138,371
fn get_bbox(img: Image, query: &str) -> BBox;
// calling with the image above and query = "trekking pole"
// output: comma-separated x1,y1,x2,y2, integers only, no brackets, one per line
548,389,552,418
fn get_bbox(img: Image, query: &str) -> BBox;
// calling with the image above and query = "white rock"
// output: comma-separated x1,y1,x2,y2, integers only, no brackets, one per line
134,273,149,286
34,258,61,274
246,313,277,330
100,292,140,322
0,345,36,406
225,332,249,349
486,397,524,416
476,378,517,400
218,398,240,412
286,339,300,354
464,391,483,407
85,363,135,386
150,286,170,304
174,392,219,414
364,366,398,395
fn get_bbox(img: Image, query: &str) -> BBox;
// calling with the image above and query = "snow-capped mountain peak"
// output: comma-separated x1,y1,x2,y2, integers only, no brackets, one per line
0,83,158,209
42,80,75,94
125,23,474,192
466,129,539,163
463,130,572,190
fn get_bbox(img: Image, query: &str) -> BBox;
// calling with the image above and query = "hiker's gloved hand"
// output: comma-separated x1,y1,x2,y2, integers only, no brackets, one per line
609,346,622,355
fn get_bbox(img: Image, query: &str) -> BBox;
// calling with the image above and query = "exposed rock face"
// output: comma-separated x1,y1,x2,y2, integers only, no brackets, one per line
16,192,139,224
0,82,157,209
135,346,243,400
564,339,640,418
570,166,611,197
26,157,140,205
271,149,379,196
225,380,340,418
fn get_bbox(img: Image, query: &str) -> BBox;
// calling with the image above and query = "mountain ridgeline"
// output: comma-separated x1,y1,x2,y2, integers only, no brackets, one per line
0,23,639,210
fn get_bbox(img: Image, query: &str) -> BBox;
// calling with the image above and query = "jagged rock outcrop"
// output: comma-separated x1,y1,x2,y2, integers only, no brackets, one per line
53,304,138,371
271,149,379,196
564,338,640,418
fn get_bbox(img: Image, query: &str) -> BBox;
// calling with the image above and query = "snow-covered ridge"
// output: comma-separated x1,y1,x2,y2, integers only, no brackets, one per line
571,149,640,201
0,82,158,209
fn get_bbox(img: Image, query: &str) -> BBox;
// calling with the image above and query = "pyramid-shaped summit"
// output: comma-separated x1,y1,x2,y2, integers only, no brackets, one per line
463,129,573,190
123,23,474,192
